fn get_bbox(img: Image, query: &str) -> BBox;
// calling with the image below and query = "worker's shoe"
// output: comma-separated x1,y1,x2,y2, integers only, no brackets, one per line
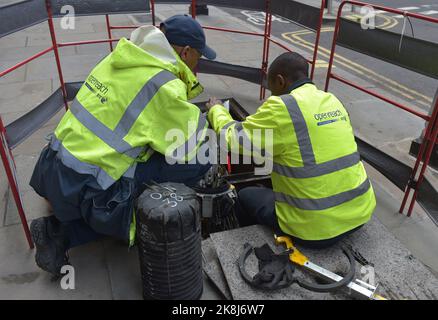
30,216,69,277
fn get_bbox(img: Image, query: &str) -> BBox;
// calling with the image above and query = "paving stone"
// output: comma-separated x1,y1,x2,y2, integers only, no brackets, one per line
10,153,40,192
26,53,106,82
1,45,76,61
346,98,424,147
370,183,438,274
201,273,224,300
211,225,338,300
52,21,97,36
213,41,264,62
22,22,50,34
224,32,266,44
4,187,50,226
0,80,53,116
0,223,112,299
27,30,109,47
102,239,142,300
74,42,113,56
0,33,27,49
0,60,26,85
0,164,8,226
193,74,232,103
210,195,438,300
202,238,232,300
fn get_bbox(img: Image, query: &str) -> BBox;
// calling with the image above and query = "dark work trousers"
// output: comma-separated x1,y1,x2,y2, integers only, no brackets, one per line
61,152,211,249
236,186,363,249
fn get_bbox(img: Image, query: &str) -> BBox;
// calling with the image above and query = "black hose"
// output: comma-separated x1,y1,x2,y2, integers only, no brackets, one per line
237,243,257,285
238,244,356,293
296,246,356,293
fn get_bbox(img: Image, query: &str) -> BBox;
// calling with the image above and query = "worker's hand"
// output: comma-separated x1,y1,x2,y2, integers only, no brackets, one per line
206,97,223,111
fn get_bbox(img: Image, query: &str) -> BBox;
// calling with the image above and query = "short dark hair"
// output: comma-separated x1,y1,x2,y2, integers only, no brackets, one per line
268,52,309,82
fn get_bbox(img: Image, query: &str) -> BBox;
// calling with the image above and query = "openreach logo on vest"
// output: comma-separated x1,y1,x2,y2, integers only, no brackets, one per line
85,75,109,104
165,122,274,176
314,109,347,126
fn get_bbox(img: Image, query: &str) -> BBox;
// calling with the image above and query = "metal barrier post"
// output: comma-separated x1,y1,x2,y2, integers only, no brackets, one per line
311,0,326,80
402,98,438,216
105,15,114,52
45,0,69,111
327,0,334,15
0,117,33,249
150,0,156,26
191,0,197,19
260,0,272,100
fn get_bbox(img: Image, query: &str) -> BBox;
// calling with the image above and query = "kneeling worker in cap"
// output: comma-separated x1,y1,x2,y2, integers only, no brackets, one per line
29,15,216,276
207,52,376,249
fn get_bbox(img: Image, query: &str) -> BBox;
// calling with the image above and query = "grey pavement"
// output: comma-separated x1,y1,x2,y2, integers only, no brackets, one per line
0,3,437,299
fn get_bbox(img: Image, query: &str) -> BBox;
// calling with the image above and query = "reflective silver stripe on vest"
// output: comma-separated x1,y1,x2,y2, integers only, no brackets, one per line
221,120,237,131
50,136,138,189
235,122,251,147
173,111,208,158
234,121,267,156
69,99,143,159
114,70,177,137
276,94,361,178
50,136,116,189
280,94,315,165
70,70,177,160
274,178,371,210
273,152,361,178
189,111,208,152
123,161,137,179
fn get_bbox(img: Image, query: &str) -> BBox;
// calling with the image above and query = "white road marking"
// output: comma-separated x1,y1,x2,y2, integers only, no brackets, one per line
390,5,438,18
420,10,438,15
397,7,420,11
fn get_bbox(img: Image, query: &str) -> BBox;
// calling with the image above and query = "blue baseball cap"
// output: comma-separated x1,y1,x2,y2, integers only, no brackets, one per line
160,14,216,60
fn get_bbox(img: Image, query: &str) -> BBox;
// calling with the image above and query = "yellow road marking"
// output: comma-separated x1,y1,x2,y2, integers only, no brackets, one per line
280,14,432,107
314,59,334,68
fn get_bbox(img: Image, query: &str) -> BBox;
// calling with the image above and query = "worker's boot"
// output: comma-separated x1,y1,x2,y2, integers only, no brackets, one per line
30,216,69,277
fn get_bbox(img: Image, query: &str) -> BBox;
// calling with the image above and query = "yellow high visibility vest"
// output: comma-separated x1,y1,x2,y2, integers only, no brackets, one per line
208,80,376,240
53,29,207,190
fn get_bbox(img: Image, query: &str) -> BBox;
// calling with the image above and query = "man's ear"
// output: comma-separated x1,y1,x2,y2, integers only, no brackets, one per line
276,74,286,88
180,46,191,59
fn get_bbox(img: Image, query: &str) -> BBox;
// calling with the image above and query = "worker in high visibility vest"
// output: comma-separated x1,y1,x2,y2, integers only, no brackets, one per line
29,15,216,276
207,52,376,249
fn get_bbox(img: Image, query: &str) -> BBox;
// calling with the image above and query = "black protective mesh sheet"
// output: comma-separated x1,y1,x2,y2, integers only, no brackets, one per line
50,0,150,17
356,137,411,191
5,87,64,149
65,81,83,100
337,18,438,79
0,0,47,38
357,137,438,225
271,0,322,31
417,179,438,226
197,59,265,86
